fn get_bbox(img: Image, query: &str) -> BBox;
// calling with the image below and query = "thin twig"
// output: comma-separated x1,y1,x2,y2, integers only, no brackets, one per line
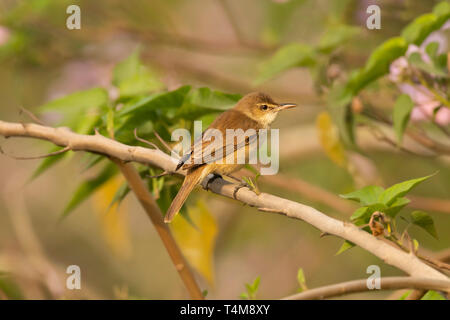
134,128,159,149
147,171,173,179
281,277,450,300
368,125,435,157
154,130,176,155
19,107,45,125
0,145,71,160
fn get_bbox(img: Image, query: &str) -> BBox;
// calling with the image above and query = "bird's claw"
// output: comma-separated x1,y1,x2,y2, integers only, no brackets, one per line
205,173,222,191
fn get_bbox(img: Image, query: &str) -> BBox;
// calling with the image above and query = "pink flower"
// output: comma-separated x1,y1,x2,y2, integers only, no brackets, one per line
388,21,450,125
0,26,10,45
397,83,450,125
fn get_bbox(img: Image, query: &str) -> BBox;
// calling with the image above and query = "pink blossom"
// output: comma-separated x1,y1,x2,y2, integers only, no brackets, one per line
0,26,10,45
397,83,450,125
388,21,450,125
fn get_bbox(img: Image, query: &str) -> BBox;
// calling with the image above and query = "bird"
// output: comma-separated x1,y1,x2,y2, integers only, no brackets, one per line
164,92,296,223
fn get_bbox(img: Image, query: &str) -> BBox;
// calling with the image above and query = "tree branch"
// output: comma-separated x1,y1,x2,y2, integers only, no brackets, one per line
111,159,204,300
281,277,450,300
0,120,448,281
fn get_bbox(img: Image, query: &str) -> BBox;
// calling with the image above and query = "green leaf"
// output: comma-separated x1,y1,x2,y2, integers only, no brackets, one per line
425,42,439,60
412,239,419,253
393,94,414,145
40,87,108,113
239,292,249,300
350,206,370,221
31,88,107,180
340,185,385,206
384,197,410,218
175,87,241,120
398,290,412,300
352,204,388,225
255,43,316,84
336,240,355,255
81,154,105,172
421,290,445,300
408,52,447,77
39,87,108,135
113,49,164,98
107,182,130,211
62,163,118,218
29,146,69,181
0,274,24,299
241,276,261,300
117,86,191,134
378,173,436,206
327,84,355,146
401,1,450,45
296,268,308,292
346,37,408,95
118,85,190,117
113,49,141,86
411,211,438,239
318,24,360,54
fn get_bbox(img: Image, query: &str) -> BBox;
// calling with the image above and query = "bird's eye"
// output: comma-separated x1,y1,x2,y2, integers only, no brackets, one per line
260,105,269,111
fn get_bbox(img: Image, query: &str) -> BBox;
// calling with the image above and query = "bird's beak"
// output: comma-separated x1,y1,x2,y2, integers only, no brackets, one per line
277,103,297,111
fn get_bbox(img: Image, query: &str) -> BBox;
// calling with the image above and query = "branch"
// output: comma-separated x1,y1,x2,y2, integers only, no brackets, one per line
0,120,448,281
111,159,203,300
260,173,356,215
281,277,450,300
261,173,450,216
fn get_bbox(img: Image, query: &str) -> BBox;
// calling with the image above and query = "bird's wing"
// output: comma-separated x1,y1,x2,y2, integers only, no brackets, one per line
176,110,260,171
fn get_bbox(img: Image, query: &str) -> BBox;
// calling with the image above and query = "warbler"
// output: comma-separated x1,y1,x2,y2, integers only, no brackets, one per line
164,92,296,223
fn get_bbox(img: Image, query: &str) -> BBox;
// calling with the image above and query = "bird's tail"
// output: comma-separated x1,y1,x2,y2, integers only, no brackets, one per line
164,168,205,223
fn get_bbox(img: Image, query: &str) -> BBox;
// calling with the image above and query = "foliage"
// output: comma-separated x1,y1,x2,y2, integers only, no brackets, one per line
240,276,260,300
296,268,308,292
32,51,237,282
338,174,439,253
257,1,450,152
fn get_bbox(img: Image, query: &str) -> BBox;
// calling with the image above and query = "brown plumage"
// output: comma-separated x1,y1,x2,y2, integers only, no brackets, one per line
164,92,296,223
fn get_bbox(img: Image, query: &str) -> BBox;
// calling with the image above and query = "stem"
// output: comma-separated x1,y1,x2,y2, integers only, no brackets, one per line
415,73,450,109
281,277,450,300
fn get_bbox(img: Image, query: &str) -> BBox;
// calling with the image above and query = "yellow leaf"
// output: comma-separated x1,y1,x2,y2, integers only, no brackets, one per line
316,111,347,167
170,200,218,285
92,175,132,260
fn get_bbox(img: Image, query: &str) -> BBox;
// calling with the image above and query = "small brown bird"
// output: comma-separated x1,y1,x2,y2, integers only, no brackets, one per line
164,92,296,223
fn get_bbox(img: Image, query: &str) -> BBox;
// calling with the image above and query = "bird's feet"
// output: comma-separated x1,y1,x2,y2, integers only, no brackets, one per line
205,173,223,191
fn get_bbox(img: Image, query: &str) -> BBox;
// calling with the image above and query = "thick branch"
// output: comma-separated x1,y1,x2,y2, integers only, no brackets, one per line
282,277,450,300
0,120,447,281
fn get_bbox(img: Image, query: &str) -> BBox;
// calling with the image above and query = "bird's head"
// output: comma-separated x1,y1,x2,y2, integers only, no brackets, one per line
235,92,297,127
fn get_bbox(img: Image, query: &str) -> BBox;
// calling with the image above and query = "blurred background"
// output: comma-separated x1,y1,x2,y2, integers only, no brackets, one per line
0,0,449,300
